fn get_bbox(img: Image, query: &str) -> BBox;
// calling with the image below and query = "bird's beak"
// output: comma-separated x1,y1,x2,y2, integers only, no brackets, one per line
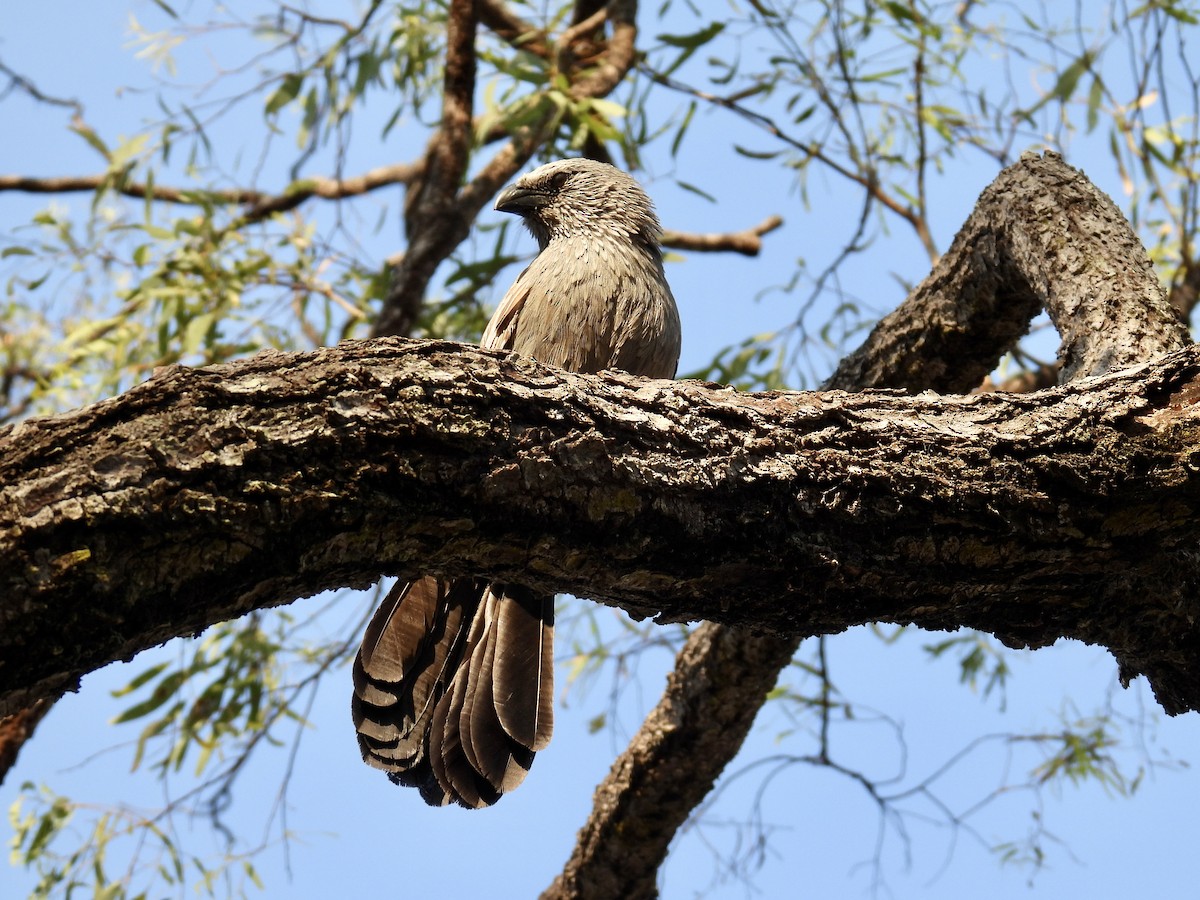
495,186,550,215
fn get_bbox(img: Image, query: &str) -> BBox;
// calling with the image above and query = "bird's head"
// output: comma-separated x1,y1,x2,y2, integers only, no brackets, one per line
494,158,663,251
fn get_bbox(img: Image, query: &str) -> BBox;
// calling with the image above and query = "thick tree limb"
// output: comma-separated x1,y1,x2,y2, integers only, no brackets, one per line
4,337,1200,718
543,151,1191,899
542,622,797,900
835,151,1187,390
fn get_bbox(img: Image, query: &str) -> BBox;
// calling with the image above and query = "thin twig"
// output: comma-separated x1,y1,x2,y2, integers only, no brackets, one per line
640,64,933,254
661,215,783,256
0,163,420,226
0,60,84,118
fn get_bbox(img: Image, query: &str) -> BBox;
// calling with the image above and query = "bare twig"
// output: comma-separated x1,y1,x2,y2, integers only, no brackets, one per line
662,215,783,257
557,5,609,66
0,163,419,225
240,163,421,220
0,59,84,118
911,15,936,258
641,65,936,258
0,173,262,203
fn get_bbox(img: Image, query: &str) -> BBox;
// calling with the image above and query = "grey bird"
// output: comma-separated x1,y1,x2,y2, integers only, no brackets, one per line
351,158,682,807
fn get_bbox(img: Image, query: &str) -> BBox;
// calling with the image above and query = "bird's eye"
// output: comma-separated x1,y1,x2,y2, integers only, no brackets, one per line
547,171,571,191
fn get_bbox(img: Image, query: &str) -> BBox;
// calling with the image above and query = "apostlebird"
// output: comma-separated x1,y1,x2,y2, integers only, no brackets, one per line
351,158,682,807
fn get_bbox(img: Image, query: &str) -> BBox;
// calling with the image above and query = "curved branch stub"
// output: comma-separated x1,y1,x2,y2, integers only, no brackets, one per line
833,151,1190,394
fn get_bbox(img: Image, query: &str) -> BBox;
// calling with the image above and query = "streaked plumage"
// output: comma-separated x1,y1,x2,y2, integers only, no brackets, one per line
352,158,681,807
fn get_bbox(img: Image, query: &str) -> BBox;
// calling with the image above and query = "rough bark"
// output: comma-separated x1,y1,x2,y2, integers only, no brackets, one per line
4,336,1200,719
0,699,49,785
542,150,1191,900
0,150,1194,900
834,152,1186,390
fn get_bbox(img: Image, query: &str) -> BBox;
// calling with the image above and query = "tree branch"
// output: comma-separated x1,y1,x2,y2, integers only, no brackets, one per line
661,215,783,256
566,1,637,102
543,151,1192,899
0,698,49,786
0,59,83,118
835,151,1188,389
0,163,420,225
542,622,797,900
372,0,480,339
4,337,1200,716
0,172,262,203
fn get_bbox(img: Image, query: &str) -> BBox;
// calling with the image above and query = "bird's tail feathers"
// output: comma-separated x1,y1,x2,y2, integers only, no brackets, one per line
352,578,554,808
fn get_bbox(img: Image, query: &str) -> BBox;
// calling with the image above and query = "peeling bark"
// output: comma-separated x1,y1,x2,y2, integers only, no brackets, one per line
0,699,49,785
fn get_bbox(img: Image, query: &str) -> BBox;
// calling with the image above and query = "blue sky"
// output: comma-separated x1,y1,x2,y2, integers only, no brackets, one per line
3,3,1200,899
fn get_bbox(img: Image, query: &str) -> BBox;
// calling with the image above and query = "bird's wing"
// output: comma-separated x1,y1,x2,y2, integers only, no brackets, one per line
480,264,533,351
498,238,681,377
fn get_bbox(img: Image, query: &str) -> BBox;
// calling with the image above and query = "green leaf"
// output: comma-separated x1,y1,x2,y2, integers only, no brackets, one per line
140,223,175,241
586,97,627,120
676,180,717,202
1052,52,1094,102
733,145,784,160
354,51,382,95
111,661,170,697
69,122,111,160
658,22,725,76
265,73,304,116
1015,51,1095,122
658,21,725,49
111,670,187,723
882,1,919,24
1087,76,1104,133
670,100,696,157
